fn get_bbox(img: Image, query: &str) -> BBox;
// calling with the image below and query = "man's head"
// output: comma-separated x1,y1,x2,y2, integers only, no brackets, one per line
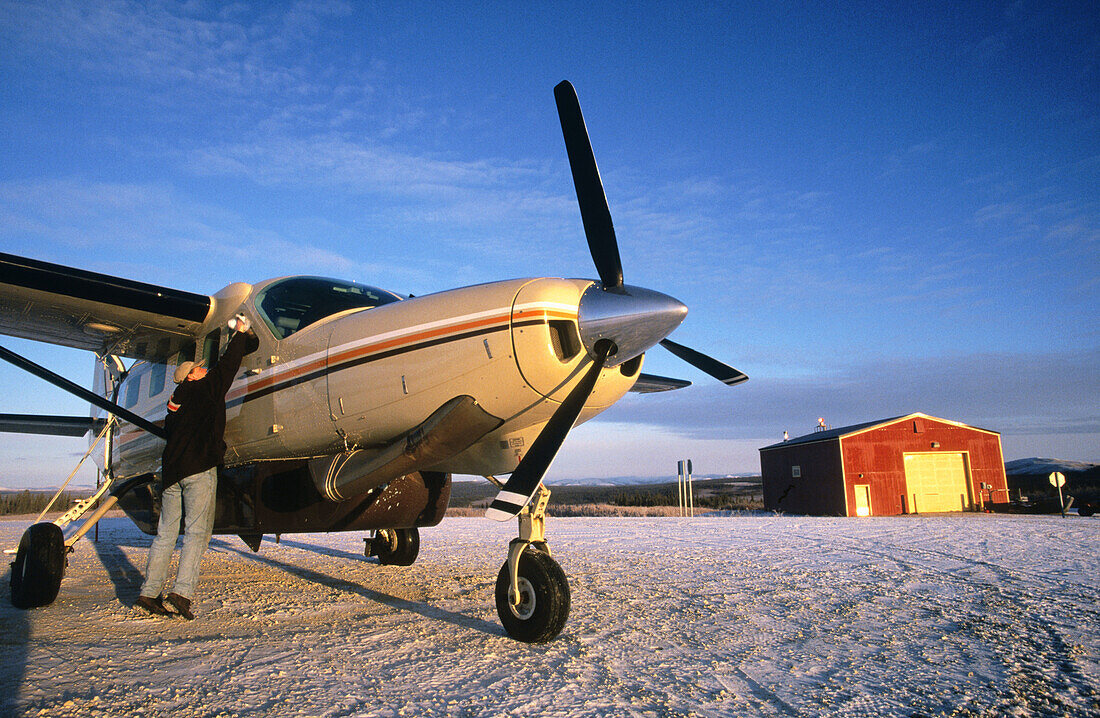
173,361,207,383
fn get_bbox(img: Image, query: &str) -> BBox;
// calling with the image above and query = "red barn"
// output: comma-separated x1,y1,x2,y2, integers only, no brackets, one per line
759,413,1008,516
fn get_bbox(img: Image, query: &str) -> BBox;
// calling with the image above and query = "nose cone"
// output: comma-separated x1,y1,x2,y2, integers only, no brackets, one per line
577,283,688,367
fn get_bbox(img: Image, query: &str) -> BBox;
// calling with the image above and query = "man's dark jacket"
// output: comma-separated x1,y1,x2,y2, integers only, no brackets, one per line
161,330,259,488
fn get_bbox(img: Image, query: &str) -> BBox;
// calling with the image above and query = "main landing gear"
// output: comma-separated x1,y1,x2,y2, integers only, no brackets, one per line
366,527,420,566
10,522,68,609
494,485,570,643
9,463,134,611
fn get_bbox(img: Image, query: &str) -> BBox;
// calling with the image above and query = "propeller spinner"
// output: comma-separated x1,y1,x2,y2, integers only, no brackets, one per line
486,81,747,521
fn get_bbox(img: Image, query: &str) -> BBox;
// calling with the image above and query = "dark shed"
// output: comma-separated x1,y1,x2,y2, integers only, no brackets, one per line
759,413,1008,516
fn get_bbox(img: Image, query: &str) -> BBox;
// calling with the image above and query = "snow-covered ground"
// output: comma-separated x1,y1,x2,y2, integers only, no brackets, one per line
2,513,1098,717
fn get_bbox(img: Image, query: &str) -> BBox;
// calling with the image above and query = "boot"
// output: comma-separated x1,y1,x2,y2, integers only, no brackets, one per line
136,595,172,616
166,592,194,620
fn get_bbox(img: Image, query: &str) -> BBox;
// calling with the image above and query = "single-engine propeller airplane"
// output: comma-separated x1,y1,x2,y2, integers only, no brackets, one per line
1,81,746,642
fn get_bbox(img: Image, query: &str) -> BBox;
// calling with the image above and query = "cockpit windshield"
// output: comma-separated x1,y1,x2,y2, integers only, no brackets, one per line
255,277,403,339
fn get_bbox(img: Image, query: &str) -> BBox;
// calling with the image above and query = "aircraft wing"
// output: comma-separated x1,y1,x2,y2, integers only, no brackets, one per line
0,413,104,437
629,373,692,393
0,252,213,361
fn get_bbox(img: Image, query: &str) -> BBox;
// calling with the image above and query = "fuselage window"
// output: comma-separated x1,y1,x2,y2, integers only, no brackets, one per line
202,329,221,366
149,363,166,397
177,342,196,368
124,367,143,408
255,277,402,340
149,338,171,397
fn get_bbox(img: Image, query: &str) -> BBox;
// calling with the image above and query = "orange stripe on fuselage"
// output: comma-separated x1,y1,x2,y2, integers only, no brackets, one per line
224,306,576,402
116,305,577,448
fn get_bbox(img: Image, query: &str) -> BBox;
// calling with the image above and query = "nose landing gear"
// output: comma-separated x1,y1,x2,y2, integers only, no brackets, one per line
493,485,570,642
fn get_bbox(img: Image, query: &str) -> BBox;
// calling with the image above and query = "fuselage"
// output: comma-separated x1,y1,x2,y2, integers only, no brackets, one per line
98,275,641,481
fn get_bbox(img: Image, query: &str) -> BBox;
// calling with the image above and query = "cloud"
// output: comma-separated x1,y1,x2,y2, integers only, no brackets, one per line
2,2,320,91
0,0,379,138
593,348,1100,444
0,178,425,288
184,135,548,198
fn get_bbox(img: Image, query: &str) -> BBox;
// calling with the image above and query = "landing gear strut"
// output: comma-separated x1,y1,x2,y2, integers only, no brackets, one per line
494,485,570,642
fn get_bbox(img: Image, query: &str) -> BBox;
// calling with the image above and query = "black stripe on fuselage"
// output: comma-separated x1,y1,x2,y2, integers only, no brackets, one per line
226,317,546,409
0,252,211,322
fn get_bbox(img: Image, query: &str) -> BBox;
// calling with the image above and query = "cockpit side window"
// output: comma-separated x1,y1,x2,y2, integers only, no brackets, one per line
255,277,402,340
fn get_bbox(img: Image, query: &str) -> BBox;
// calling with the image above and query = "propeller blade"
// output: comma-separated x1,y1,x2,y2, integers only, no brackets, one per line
554,80,623,289
659,339,748,386
486,342,612,521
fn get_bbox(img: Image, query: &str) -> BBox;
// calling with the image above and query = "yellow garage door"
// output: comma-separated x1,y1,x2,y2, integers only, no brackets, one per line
904,453,970,513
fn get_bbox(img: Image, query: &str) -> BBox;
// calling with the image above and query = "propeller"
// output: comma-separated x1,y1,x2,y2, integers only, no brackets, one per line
659,338,748,386
554,81,623,289
485,341,612,521
486,82,747,520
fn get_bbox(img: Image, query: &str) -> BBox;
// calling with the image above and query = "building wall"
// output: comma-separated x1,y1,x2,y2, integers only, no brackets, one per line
840,417,1008,515
761,438,846,515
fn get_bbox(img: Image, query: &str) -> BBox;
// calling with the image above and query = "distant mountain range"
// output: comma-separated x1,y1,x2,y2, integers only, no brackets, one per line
3,461,1094,494
1004,458,1099,475
454,473,761,486
545,473,762,487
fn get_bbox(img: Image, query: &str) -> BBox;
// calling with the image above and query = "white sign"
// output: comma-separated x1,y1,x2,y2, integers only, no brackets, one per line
1049,472,1066,488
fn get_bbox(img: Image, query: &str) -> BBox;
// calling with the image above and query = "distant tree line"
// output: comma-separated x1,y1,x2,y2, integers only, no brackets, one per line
0,491,77,516
611,489,761,510
448,478,764,511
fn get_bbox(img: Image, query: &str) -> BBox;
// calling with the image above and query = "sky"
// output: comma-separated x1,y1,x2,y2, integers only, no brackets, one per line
0,0,1096,488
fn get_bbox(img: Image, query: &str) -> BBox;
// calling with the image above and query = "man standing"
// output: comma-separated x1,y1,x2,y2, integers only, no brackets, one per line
137,314,258,618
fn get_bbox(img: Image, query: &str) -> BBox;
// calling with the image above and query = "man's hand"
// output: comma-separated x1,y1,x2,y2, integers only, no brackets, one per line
228,313,251,333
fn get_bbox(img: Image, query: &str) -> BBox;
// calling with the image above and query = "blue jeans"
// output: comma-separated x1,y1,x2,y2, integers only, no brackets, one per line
140,467,218,601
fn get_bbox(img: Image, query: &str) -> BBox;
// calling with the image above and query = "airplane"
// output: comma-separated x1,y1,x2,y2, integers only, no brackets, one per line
0,81,746,642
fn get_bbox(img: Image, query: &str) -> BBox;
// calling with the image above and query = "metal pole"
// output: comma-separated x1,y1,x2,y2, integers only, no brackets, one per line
687,460,694,518
677,460,684,516
1050,472,1067,518
688,465,694,517
0,343,166,439
95,468,100,543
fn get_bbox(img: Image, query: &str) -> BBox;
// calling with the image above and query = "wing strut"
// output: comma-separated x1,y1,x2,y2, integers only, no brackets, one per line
0,343,166,440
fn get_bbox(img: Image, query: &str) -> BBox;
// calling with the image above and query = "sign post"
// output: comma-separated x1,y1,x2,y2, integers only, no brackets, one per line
676,459,694,517
1049,472,1066,518
687,459,694,518
676,460,685,516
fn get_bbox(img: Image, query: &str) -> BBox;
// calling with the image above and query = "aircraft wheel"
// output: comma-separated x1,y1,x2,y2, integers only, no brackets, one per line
10,522,67,609
373,528,419,566
495,548,570,643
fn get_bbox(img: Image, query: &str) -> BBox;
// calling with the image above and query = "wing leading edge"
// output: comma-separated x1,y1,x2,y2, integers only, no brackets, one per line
629,373,692,393
0,252,214,360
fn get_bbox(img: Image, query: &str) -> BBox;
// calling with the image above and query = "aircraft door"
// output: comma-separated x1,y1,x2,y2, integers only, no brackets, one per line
91,354,125,475
222,318,285,463
265,328,338,457
326,326,401,448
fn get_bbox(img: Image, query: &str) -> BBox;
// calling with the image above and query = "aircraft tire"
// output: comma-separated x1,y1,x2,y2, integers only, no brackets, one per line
10,522,67,610
374,527,419,566
495,548,570,643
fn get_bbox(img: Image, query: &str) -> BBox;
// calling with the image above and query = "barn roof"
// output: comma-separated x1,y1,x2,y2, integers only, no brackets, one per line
758,412,1000,452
